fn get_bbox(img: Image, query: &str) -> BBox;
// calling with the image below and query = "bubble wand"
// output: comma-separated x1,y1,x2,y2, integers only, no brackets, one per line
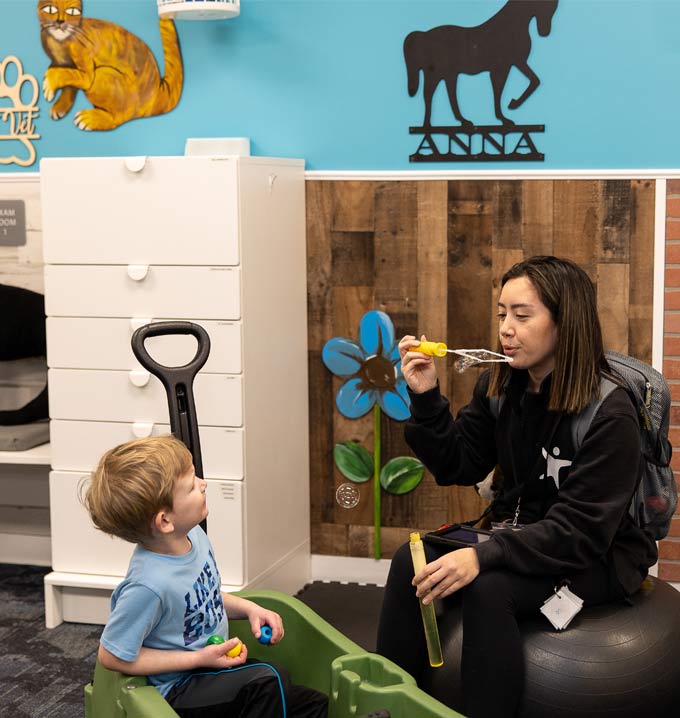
412,341,513,373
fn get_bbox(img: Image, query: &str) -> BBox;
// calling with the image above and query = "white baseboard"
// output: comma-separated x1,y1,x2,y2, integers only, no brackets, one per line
0,533,51,566
310,554,391,587
245,539,310,595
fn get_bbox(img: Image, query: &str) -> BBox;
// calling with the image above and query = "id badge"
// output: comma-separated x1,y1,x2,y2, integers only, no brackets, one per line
491,520,525,532
540,584,584,631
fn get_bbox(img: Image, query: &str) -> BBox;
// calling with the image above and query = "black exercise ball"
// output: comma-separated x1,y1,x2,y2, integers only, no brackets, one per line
422,577,680,717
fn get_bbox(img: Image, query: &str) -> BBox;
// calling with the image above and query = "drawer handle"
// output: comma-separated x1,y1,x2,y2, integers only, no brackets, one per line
129,370,150,387
127,264,149,281
132,422,154,438
130,317,152,331
125,156,147,173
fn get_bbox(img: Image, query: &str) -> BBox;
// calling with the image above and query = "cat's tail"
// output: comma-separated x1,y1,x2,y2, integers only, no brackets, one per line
155,18,184,113
403,31,423,97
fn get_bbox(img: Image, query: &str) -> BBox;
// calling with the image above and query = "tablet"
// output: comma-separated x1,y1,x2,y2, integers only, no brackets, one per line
424,524,493,549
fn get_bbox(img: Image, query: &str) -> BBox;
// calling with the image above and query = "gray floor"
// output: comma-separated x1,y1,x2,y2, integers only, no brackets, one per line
0,564,101,718
295,581,385,652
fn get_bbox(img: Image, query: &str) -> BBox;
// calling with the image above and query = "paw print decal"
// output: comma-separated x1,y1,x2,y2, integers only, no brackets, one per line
0,56,41,167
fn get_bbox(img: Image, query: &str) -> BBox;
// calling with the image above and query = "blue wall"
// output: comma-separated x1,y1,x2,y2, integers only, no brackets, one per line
2,0,679,171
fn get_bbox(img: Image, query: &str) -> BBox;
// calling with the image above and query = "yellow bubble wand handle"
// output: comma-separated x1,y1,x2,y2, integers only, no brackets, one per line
412,341,448,357
409,532,444,668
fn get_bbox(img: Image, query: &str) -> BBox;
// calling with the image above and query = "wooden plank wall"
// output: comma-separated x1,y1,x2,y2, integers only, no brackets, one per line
307,179,656,558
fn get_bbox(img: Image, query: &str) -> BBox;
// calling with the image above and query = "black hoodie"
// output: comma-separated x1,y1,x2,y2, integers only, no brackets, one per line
405,370,658,596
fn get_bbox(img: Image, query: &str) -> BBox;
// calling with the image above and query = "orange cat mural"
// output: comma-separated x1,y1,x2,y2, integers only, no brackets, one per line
38,0,183,131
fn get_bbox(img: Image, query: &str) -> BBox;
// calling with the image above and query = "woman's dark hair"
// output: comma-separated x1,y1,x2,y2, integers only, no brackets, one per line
487,256,608,413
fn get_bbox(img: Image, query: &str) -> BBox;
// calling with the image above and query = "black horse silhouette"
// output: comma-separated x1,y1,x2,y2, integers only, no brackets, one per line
404,0,558,127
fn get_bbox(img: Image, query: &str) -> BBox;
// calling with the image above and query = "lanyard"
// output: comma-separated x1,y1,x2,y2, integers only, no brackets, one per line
463,401,563,528
506,409,563,525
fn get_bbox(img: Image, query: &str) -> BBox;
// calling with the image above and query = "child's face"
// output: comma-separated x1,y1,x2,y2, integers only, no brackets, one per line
169,466,208,533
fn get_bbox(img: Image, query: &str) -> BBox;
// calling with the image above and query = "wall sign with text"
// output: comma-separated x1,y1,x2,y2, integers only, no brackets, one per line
0,200,26,246
0,56,40,168
404,0,559,163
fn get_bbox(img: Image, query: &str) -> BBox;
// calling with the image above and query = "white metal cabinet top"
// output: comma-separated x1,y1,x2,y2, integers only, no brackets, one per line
41,156,240,266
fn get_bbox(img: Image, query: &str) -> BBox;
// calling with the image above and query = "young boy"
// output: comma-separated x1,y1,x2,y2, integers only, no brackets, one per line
84,435,328,718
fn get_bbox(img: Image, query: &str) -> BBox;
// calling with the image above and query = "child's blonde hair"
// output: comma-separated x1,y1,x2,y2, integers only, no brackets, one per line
82,435,193,544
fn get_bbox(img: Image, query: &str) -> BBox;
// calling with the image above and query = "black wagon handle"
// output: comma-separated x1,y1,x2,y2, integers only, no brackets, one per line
130,321,211,486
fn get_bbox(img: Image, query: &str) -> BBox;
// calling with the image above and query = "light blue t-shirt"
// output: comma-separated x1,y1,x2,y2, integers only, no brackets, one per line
100,526,228,697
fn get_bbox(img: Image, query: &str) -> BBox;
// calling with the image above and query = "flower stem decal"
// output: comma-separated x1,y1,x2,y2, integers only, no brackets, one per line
323,310,424,558
373,405,381,560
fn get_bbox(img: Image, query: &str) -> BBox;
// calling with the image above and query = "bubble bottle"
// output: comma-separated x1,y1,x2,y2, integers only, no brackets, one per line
409,532,443,668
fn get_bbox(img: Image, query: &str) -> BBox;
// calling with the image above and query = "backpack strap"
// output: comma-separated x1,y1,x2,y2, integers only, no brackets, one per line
488,394,503,419
571,377,618,449
489,377,619,450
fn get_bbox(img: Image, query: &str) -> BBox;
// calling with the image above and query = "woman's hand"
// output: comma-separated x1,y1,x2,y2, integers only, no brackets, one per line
399,334,438,394
412,547,480,604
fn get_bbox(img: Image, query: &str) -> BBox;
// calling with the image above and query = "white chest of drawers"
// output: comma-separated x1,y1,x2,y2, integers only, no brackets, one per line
41,155,310,627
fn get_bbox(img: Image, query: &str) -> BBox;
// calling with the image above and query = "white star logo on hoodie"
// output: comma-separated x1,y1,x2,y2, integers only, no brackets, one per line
539,445,572,490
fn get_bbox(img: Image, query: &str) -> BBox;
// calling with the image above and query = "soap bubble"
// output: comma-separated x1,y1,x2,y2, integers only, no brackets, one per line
453,349,512,373
454,356,479,373
467,350,501,362
336,482,360,509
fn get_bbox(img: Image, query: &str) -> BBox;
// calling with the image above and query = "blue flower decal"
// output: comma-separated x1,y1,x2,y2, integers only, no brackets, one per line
322,310,410,421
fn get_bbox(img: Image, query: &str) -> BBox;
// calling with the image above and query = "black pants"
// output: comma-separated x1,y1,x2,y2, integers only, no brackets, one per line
376,541,624,718
165,659,328,718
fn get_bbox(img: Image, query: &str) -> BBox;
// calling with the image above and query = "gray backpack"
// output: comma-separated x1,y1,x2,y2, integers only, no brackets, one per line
490,350,676,540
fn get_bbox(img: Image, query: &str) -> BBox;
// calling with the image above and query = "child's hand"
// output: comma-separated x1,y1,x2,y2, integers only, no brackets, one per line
202,637,248,668
248,607,284,645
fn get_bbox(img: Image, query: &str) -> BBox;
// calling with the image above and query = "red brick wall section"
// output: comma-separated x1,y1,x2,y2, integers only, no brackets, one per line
662,180,680,583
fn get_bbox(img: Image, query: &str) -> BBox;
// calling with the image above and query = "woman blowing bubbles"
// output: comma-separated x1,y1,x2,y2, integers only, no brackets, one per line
376,256,657,718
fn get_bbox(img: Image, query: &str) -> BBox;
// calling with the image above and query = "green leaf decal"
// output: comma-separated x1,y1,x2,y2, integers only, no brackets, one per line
333,441,373,483
380,456,424,495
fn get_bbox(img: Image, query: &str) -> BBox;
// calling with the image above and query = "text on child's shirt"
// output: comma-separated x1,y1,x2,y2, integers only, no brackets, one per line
183,549,225,646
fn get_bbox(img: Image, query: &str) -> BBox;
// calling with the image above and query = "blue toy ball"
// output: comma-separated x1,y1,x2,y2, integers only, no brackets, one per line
258,625,272,645
423,577,680,717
